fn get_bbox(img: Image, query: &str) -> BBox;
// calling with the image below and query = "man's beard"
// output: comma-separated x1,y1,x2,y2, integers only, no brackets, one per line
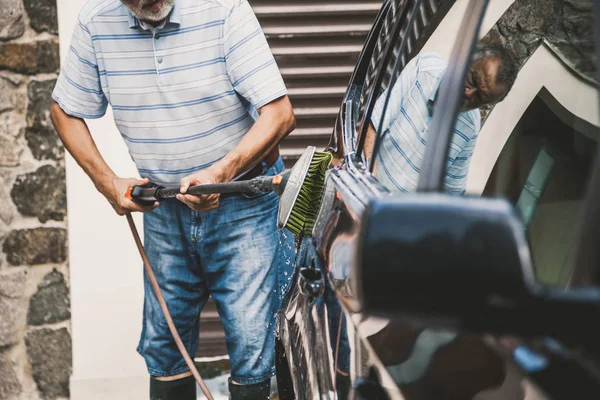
122,0,175,23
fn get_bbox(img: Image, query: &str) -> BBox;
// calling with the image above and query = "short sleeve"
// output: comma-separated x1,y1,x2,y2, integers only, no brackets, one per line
52,19,108,119
223,0,287,110
443,110,481,194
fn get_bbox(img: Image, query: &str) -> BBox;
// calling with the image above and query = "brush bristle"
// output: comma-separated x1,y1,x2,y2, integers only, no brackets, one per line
284,151,333,236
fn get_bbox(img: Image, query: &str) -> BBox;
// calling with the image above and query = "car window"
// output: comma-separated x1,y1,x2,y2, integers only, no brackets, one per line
482,96,598,289
354,0,401,142
355,0,449,164
366,0,487,196
471,1,598,289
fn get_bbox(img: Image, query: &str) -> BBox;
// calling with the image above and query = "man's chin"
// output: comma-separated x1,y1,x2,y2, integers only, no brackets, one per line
138,9,170,22
131,1,174,23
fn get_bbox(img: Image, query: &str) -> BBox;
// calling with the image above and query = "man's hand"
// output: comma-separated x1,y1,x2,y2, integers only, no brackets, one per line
176,95,294,212
177,167,225,212
98,177,159,215
50,103,158,216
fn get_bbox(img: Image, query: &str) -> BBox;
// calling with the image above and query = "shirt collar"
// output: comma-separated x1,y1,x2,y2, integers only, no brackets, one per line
127,1,181,29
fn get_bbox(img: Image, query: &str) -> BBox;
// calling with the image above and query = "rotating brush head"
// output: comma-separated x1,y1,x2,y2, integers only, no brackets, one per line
277,146,333,236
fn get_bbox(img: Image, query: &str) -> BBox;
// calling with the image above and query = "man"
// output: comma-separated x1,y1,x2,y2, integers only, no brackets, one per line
365,44,518,194
50,0,295,398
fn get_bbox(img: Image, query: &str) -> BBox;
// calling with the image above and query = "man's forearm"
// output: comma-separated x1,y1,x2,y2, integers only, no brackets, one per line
364,123,377,162
50,101,116,190
210,96,296,182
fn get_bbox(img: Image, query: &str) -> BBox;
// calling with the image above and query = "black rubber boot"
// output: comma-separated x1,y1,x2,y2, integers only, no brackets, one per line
150,375,196,400
228,377,271,400
336,372,351,400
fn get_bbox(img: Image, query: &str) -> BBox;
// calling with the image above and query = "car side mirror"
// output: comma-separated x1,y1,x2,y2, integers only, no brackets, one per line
355,195,600,347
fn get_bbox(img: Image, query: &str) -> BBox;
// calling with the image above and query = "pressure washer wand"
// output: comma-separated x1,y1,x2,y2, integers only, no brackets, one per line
126,173,289,205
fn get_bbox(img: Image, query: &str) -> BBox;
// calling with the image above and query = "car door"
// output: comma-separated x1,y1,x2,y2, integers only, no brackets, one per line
276,0,600,399
275,0,460,398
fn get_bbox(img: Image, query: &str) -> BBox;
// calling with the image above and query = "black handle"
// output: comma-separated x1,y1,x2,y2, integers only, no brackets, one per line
128,175,279,204
126,184,161,206
157,180,260,199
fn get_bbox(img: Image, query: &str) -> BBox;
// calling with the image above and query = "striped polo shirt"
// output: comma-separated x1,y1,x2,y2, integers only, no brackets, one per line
52,0,287,184
371,53,481,194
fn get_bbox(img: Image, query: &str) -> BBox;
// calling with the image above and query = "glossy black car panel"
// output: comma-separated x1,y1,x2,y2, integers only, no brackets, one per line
275,0,600,399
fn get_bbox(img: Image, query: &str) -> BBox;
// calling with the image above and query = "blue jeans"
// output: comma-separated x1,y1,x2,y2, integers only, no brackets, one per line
137,157,295,384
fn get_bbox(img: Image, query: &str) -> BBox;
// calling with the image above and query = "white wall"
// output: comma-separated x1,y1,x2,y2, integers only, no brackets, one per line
56,1,150,398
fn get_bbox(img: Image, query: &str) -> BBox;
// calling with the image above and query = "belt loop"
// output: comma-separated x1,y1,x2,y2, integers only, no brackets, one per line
260,160,267,175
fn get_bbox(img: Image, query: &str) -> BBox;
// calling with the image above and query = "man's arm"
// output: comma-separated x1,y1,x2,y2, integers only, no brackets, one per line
443,113,481,194
214,95,295,182
49,15,149,214
177,95,295,211
177,0,295,211
50,102,157,214
443,144,475,195
363,123,378,164
363,56,422,172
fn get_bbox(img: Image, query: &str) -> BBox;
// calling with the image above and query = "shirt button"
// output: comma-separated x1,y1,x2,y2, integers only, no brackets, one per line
157,57,163,64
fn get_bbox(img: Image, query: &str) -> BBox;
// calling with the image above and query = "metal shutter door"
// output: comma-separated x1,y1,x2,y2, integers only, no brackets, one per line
196,0,381,358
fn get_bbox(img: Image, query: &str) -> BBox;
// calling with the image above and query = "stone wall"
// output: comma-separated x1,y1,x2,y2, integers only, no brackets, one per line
0,0,71,399
483,0,596,82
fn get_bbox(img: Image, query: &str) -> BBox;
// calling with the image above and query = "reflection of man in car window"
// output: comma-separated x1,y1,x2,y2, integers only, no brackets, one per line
366,44,518,194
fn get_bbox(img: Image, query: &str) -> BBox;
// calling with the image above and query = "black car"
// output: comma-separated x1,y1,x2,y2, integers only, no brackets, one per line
274,0,600,399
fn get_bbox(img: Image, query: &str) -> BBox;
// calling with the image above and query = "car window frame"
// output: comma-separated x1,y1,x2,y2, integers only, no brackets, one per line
344,0,492,194
351,0,458,168
328,0,488,223
326,0,392,159
416,0,491,192
328,0,490,221
351,0,427,169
